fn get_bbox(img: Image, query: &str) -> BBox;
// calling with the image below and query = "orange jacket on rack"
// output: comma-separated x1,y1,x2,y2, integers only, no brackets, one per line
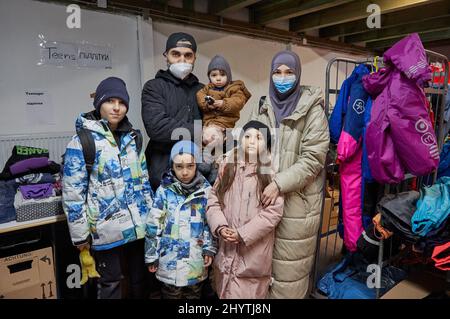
196,80,251,129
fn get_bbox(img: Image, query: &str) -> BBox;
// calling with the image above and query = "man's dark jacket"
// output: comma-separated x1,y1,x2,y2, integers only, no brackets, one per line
141,69,203,190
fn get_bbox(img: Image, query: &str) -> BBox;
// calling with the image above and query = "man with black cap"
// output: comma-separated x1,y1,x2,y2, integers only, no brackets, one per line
142,32,203,191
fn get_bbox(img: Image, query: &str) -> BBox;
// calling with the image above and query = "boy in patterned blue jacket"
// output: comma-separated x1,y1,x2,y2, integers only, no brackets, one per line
63,77,154,299
145,140,217,299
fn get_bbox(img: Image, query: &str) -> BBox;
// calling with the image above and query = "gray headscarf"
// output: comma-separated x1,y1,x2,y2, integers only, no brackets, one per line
269,50,302,127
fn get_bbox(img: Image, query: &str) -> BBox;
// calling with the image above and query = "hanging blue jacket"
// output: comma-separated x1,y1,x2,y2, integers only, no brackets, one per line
336,64,371,252
444,93,450,136
329,70,358,144
340,65,371,146
329,64,373,180
437,139,450,179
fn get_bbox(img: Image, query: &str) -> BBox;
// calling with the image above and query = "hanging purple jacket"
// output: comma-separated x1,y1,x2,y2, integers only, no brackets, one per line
363,33,439,184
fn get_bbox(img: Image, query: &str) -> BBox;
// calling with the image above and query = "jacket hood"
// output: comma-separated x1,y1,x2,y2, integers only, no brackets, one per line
156,69,200,87
228,80,252,99
75,110,133,136
364,34,431,97
208,55,232,84
383,33,431,86
161,169,209,196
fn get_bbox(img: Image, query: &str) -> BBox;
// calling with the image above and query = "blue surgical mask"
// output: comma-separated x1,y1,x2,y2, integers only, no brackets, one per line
272,75,296,93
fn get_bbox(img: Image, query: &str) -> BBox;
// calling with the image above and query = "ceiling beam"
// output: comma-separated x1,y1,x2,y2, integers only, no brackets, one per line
367,28,450,50
41,0,372,55
345,15,450,44
251,0,354,25
182,0,194,12
290,0,440,32
209,0,262,15
320,0,450,38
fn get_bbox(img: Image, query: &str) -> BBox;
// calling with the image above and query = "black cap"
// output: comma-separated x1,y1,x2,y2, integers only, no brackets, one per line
165,32,197,54
241,120,272,152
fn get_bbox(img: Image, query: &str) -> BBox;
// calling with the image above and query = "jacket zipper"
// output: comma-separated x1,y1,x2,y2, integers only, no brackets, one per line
117,134,139,239
246,192,251,220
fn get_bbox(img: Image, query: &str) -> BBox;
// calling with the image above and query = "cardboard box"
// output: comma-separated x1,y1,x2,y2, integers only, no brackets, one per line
381,272,446,299
0,247,56,299
321,197,339,234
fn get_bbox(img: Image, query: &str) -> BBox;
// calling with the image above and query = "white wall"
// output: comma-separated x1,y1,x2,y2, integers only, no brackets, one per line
151,21,367,125
0,0,367,138
0,0,153,136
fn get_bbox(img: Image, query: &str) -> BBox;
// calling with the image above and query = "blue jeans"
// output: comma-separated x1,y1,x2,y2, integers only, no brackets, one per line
0,180,18,223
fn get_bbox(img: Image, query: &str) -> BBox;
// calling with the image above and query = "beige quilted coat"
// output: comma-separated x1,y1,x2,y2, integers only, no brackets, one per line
248,86,329,298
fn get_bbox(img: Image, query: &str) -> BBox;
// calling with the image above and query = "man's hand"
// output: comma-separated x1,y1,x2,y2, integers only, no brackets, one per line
203,125,225,147
262,181,280,208
204,255,213,267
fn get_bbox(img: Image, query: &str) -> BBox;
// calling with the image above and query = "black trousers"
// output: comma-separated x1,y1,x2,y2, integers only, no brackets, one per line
161,281,204,299
94,239,147,299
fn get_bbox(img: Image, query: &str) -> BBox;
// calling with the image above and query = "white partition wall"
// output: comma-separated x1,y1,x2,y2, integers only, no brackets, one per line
0,0,154,136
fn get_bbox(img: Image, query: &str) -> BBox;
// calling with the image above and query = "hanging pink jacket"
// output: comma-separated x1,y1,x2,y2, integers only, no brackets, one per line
363,33,439,184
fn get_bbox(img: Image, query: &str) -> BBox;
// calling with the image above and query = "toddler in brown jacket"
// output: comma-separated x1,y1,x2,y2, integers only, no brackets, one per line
197,55,251,147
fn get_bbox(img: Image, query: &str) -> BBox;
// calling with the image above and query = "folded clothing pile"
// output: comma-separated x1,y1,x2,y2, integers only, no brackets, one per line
317,254,407,299
0,145,60,180
432,242,450,271
377,191,421,242
0,145,62,223
14,189,63,222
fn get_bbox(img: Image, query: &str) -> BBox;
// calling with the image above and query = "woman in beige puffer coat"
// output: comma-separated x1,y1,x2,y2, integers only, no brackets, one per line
249,50,329,299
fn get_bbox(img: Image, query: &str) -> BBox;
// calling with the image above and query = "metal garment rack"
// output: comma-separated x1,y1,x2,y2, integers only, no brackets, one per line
310,49,449,299
374,50,449,298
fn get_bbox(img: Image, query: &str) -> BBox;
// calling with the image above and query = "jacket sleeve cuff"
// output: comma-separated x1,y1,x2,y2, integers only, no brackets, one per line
73,236,91,247
202,250,216,257
273,175,285,193
236,227,249,246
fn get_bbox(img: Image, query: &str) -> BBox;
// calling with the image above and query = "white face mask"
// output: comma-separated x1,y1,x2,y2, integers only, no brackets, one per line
169,62,193,80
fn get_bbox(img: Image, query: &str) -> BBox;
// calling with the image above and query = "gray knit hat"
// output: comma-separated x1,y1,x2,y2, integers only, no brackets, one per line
207,55,232,84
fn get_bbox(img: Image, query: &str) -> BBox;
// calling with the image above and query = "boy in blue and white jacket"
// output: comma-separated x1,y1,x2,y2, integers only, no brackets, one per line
62,77,153,299
145,140,217,299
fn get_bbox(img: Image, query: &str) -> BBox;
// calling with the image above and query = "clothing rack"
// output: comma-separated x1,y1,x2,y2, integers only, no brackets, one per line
374,50,449,298
311,49,449,299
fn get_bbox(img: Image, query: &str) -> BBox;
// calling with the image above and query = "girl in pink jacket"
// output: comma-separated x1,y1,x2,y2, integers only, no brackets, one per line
206,120,284,299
